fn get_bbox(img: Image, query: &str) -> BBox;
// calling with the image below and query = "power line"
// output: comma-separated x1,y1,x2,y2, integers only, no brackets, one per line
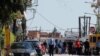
26,8,37,21
26,0,67,31
36,11,66,31
26,0,38,27
26,6,38,27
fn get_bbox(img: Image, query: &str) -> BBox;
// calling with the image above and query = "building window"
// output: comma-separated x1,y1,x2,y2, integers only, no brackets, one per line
98,37,100,41
90,37,92,42
93,36,96,42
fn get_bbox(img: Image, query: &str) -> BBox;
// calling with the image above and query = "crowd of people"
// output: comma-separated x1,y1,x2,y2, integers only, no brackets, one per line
38,38,100,56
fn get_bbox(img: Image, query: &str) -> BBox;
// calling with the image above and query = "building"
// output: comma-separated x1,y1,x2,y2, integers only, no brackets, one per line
27,30,40,39
49,32,61,38
40,32,49,37
27,30,62,39
64,31,79,40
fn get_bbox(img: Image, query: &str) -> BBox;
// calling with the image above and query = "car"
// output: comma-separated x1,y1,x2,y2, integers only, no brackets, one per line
10,42,37,56
24,40,40,48
24,40,44,56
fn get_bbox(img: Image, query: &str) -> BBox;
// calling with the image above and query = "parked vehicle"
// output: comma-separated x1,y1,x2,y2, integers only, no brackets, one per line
25,40,43,56
25,40,40,48
88,34,100,54
10,42,37,56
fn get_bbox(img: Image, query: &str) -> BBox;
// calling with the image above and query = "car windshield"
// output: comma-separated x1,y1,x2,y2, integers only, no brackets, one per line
25,40,39,47
11,42,33,49
32,41,39,46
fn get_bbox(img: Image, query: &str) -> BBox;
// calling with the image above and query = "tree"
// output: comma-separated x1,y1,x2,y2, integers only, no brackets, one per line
52,27,57,37
0,0,32,48
0,0,32,25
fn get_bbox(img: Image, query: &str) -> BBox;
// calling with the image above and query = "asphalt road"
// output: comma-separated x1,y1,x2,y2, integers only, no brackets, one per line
43,54,79,56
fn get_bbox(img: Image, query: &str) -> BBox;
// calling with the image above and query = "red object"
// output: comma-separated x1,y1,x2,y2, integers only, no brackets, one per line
75,41,81,48
39,43,46,54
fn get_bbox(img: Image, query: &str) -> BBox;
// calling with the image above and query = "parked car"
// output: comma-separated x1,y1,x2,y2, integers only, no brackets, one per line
25,40,40,48
10,42,37,56
24,40,43,56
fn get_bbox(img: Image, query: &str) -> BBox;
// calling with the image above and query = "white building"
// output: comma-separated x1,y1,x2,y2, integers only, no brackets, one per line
64,31,79,40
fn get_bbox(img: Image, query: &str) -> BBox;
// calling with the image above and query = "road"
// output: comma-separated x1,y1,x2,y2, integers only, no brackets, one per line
43,54,79,56
43,54,96,56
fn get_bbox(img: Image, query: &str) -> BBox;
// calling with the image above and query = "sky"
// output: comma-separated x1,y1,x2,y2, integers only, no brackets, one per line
25,0,96,34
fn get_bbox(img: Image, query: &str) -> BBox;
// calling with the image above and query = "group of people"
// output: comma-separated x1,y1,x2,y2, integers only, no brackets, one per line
39,38,100,56
67,39,90,55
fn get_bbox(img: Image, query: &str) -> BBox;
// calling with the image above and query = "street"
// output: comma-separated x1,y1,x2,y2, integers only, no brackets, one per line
1,0,100,56
43,54,79,56
43,54,96,56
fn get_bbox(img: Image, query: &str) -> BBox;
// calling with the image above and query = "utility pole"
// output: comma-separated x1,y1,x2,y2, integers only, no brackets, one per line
21,17,26,41
79,17,82,38
0,22,2,56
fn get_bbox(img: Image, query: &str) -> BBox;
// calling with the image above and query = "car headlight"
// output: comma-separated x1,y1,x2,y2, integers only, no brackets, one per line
30,52,36,56
9,52,14,56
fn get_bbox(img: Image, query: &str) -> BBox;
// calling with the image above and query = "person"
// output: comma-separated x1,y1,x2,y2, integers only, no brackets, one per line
75,39,81,55
96,38,100,55
62,40,67,54
72,41,76,54
43,40,47,48
67,40,73,54
48,39,55,56
80,41,83,55
55,39,59,54
43,40,47,53
58,40,62,54
35,45,42,56
84,39,90,55
41,43,46,55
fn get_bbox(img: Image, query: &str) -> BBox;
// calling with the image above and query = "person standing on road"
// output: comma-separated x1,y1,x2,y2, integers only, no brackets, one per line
43,40,47,54
80,41,83,55
72,41,76,54
75,39,81,55
67,40,73,54
84,39,90,55
62,40,67,54
48,39,55,56
55,39,59,54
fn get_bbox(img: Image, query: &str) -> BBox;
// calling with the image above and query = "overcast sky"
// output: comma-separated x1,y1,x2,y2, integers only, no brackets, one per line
25,0,96,34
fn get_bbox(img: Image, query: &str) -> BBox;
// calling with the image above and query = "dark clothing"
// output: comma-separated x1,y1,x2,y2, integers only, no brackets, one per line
84,41,89,48
62,41,67,53
67,41,73,48
55,39,59,54
35,47,42,56
96,47,100,55
55,46,58,54
84,41,90,55
76,47,81,55
67,41,73,54
63,41,67,48
43,41,47,48
49,45,54,56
